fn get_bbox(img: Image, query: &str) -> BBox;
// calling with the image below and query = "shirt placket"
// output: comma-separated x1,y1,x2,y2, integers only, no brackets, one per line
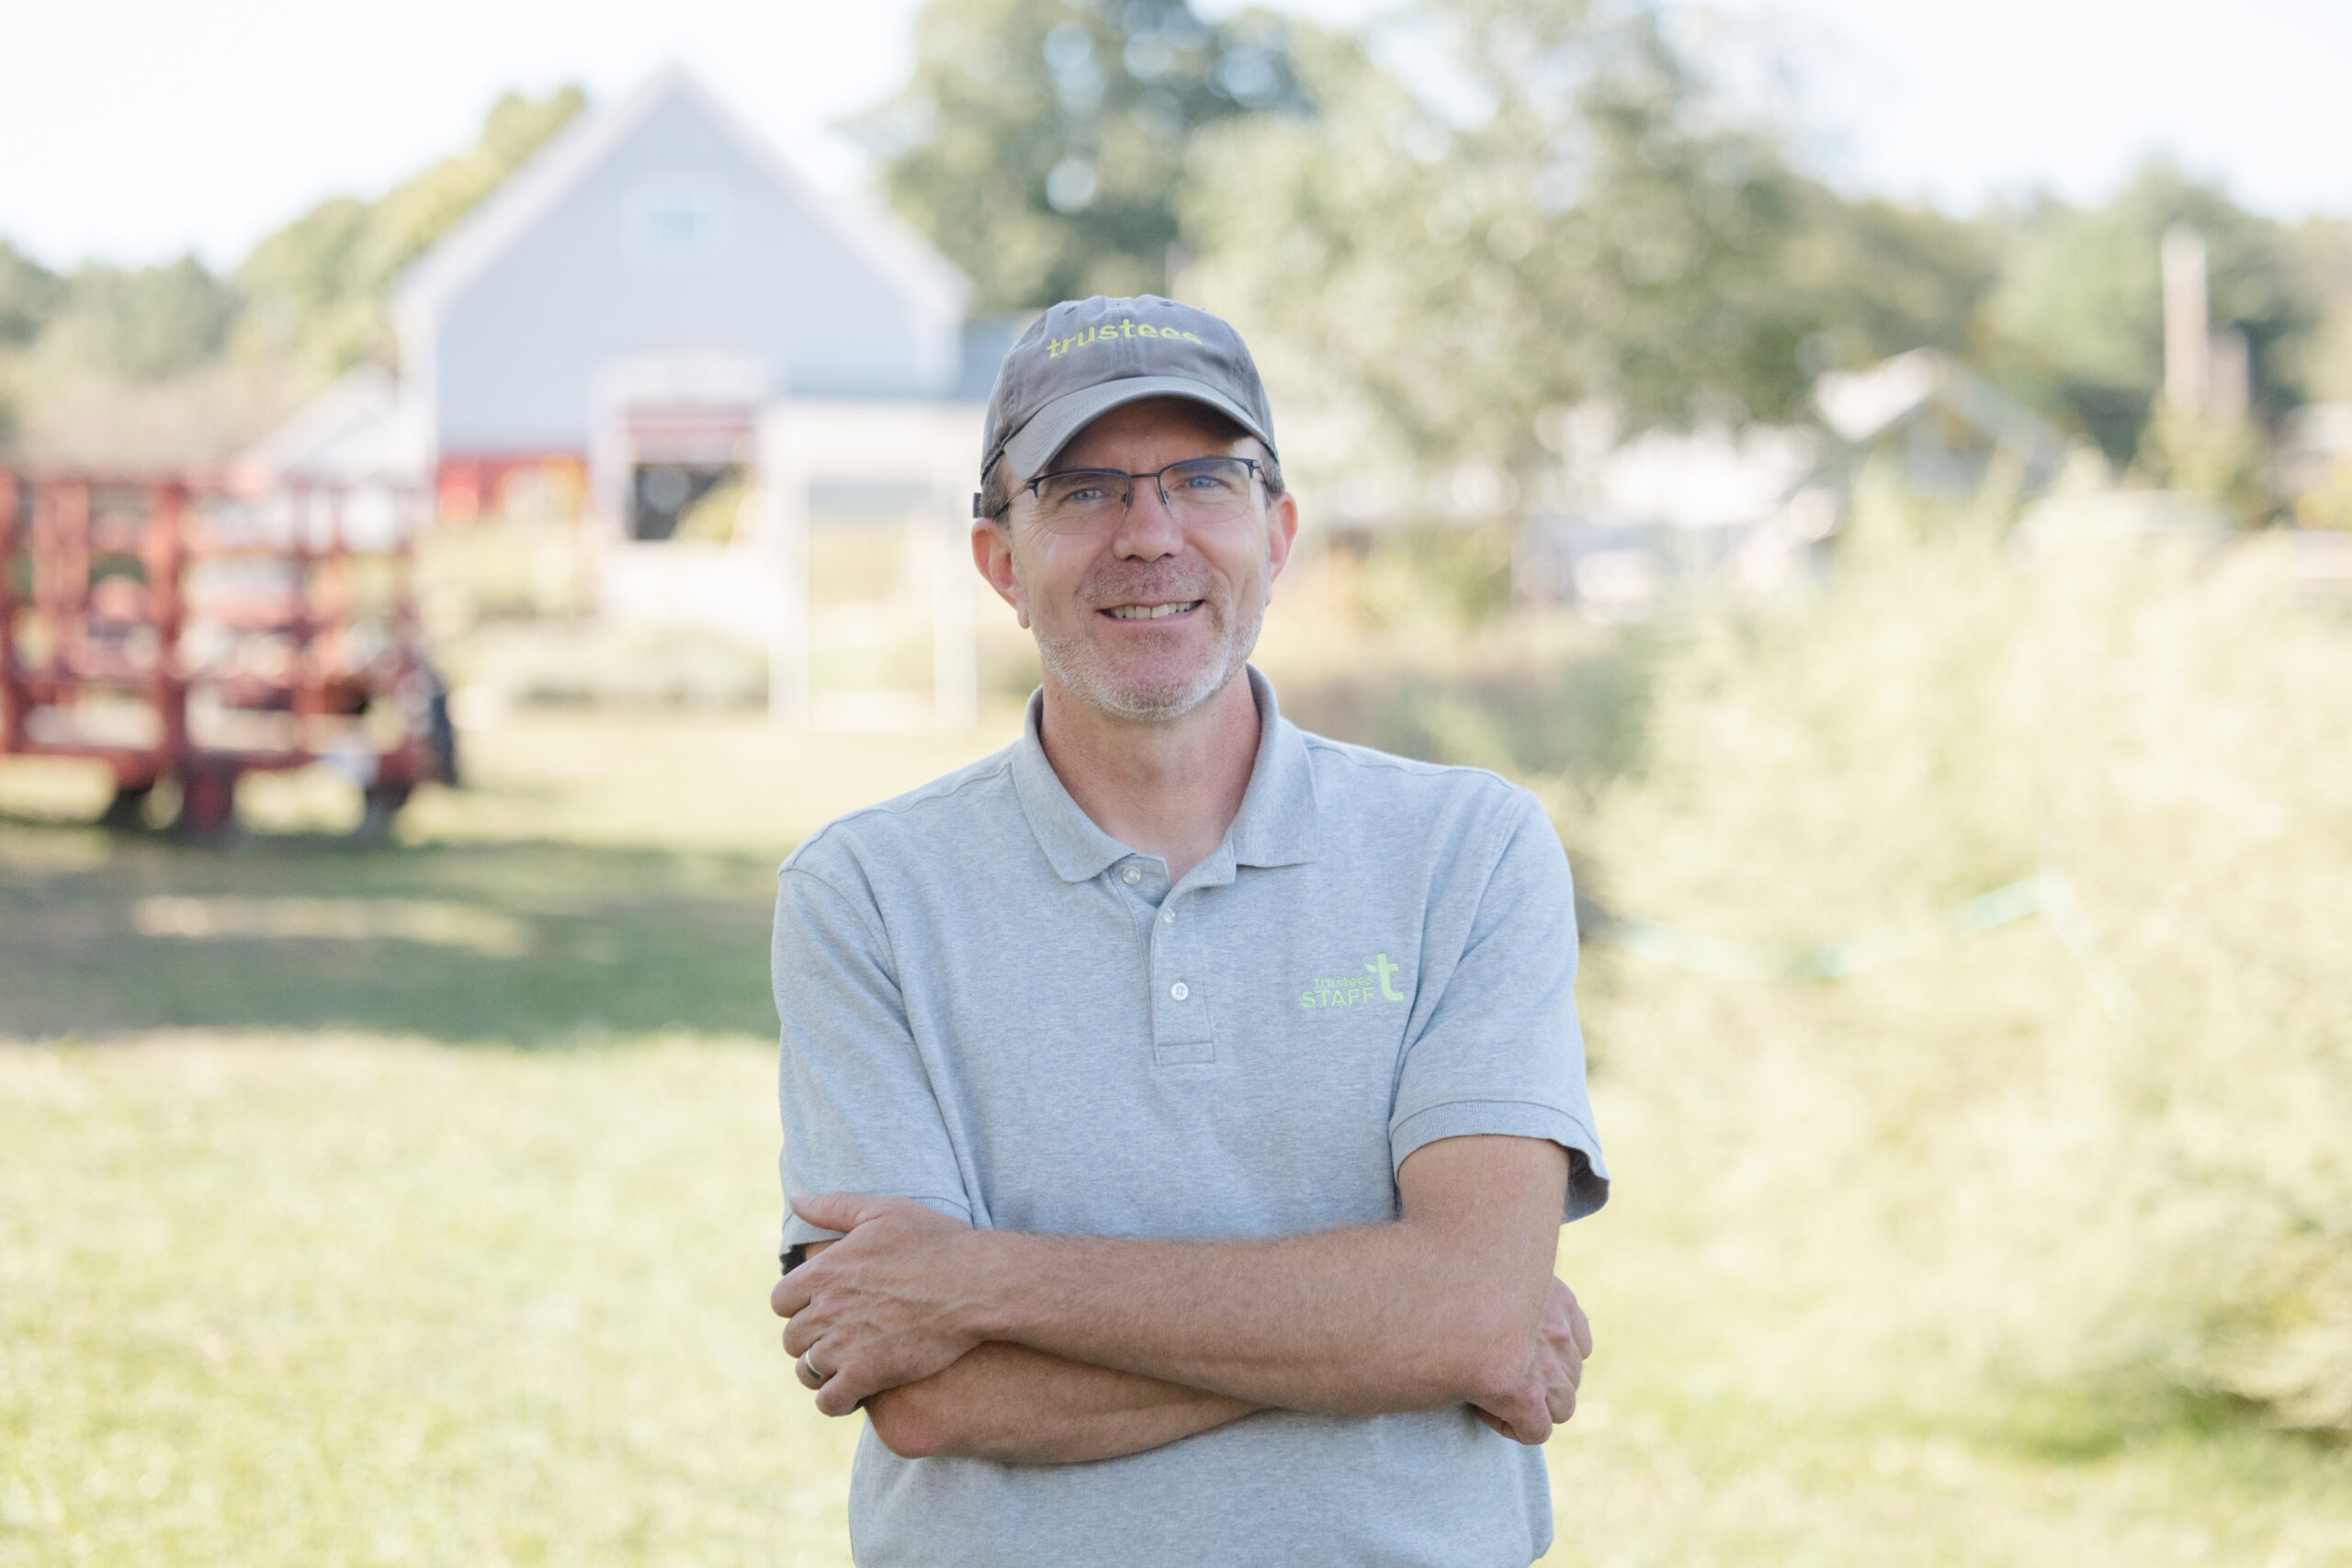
1118,856,1214,1066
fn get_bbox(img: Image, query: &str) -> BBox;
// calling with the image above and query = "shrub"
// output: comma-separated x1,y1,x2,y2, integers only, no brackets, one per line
1569,480,2352,1433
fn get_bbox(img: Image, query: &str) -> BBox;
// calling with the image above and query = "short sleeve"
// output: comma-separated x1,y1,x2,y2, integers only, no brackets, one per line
1389,792,1609,1222
774,862,973,1268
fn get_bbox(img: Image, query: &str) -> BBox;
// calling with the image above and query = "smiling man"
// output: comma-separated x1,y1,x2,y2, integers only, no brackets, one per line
769,296,1608,1568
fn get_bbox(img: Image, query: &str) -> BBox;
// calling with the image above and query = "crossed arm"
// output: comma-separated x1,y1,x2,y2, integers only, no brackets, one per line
770,1134,1592,1466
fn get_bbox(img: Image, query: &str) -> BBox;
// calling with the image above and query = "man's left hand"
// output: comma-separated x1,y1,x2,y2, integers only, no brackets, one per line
772,1192,987,1416
1470,1276,1592,1445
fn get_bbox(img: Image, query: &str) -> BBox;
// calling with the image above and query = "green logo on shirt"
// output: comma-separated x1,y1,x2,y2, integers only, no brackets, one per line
1300,953,1408,1010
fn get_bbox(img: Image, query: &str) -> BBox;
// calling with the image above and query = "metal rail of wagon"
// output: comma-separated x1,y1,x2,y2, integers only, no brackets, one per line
0,468,452,836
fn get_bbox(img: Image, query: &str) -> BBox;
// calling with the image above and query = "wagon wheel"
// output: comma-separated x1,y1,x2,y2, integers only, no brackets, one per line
174,766,241,840
354,783,413,842
98,783,153,830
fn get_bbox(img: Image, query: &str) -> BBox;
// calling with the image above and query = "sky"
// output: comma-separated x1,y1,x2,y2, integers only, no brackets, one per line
1702,0,2352,221
4,0,2346,273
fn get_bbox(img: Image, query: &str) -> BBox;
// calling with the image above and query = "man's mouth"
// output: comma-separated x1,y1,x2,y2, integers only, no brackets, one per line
1102,601,1203,620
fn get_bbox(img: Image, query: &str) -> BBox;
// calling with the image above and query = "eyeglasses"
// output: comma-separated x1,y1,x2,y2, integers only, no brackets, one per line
1006,457,1264,535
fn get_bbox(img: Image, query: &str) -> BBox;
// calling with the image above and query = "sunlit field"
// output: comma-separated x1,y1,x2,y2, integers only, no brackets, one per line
6,517,2352,1564
2,1035,856,1567
3,713,1011,1566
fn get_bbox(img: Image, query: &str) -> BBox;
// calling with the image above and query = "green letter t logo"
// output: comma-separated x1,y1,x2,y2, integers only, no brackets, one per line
1368,953,1404,1002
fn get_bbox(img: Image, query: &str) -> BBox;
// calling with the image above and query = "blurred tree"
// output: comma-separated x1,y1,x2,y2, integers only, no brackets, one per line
41,255,240,381
1183,0,1992,487
1781,186,1998,378
1986,162,2312,461
239,85,586,378
853,0,1306,309
0,240,67,346
2135,402,2272,522
2277,216,2352,403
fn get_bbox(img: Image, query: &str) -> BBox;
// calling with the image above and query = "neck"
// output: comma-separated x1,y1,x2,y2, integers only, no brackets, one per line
1036,670,1261,884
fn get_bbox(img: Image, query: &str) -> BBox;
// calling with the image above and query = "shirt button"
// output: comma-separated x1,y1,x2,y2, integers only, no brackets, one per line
1121,865,1141,885
1170,981,1190,1001
1161,909,1175,924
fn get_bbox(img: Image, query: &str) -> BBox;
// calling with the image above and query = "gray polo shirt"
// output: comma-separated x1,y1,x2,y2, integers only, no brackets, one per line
774,667,1606,1568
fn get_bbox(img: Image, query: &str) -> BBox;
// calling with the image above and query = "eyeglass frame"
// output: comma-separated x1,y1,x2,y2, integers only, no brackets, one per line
977,456,1268,526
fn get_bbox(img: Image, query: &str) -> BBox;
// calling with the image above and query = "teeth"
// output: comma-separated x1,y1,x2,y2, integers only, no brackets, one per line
1105,601,1201,619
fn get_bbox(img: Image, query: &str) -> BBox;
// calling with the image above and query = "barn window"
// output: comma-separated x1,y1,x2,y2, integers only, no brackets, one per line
627,177,735,265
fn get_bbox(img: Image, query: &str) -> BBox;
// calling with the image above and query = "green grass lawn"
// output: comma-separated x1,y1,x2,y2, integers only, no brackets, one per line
5,706,2348,1566
1,1034,854,1568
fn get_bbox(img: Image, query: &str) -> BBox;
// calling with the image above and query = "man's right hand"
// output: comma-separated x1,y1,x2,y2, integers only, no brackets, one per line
1471,1277,1592,1445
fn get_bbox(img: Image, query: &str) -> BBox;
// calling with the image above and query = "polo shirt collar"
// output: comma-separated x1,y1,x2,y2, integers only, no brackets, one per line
1225,667,1318,870
1011,665,1320,885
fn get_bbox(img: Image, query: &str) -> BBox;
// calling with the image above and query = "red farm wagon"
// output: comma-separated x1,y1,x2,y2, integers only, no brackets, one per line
0,469,455,837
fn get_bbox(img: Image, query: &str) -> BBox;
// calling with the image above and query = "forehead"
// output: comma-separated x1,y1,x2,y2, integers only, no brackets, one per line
1050,397,1252,469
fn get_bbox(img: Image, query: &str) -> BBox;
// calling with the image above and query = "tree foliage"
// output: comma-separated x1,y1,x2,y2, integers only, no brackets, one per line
1987,163,2314,460
859,0,2350,502
2276,216,2352,404
853,0,1305,310
1184,0,1992,480
0,241,67,348
33,255,241,383
239,85,586,377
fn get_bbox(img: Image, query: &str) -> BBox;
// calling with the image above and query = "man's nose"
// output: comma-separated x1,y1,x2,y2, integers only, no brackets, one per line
1108,475,1183,559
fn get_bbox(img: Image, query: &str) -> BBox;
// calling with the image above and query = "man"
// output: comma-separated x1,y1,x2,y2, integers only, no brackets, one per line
770,295,1607,1567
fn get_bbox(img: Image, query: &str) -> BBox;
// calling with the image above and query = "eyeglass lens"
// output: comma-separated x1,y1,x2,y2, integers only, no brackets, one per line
1027,457,1257,533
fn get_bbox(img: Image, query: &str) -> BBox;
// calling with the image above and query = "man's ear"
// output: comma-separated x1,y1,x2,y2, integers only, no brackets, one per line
971,521,1030,629
1262,489,1300,590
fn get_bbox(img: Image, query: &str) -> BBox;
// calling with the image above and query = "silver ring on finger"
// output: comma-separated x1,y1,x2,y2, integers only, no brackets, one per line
799,1350,831,1383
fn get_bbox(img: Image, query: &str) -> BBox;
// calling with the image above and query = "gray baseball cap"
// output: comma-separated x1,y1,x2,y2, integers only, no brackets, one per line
979,296,1278,489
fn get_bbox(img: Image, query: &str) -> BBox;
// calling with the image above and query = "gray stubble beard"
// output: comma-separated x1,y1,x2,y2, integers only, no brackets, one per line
1029,582,1267,724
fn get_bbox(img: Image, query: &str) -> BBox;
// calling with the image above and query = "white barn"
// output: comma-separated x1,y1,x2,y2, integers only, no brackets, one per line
254,68,1012,728
392,67,976,509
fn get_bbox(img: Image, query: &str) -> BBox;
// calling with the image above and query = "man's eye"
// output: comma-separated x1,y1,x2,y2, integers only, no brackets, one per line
1178,471,1235,491
1060,484,1110,504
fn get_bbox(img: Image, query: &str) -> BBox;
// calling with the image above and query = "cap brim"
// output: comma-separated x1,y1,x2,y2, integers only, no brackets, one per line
1000,376,1276,479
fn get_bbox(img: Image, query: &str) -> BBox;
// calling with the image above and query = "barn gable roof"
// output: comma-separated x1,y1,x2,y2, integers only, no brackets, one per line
391,66,968,333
